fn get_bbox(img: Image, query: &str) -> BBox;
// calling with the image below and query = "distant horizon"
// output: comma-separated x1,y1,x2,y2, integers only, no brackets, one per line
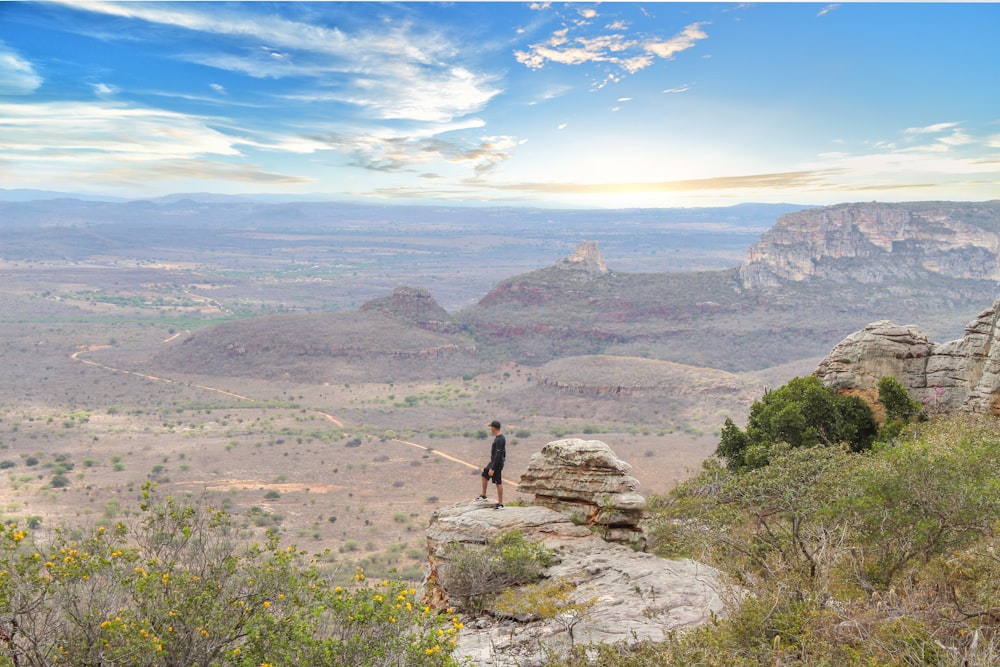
2,2,999,208
0,185,815,209
3,187,998,212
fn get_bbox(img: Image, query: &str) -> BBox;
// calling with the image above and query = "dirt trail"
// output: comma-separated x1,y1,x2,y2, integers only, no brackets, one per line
69,345,499,480
391,438,520,488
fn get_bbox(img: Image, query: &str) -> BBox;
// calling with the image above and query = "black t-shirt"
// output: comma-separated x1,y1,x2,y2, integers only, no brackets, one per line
489,433,506,471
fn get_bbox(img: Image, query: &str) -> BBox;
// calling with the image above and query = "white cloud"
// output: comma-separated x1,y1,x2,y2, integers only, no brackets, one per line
804,126,1000,186
557,122,568,130
0,101,241,159
515,17,707,80
209,83,226,95
904,122,960,135
817,5,840,17
662,84,691,94
0,42,42,95
338,66,502,123
91,83,118,97
60,1,503,125
644,23,709,60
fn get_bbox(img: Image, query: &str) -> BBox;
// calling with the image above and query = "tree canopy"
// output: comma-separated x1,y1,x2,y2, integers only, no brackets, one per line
717,375,878,471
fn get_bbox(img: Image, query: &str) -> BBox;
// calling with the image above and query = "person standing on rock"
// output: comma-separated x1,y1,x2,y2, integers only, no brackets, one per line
478,420,506,509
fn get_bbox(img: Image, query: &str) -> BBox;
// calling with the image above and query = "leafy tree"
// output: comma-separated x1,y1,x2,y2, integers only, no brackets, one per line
876,375,922,442
716,376,877,471
877,376,920,422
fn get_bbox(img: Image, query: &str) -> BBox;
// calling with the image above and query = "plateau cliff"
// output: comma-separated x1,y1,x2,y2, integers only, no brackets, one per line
740,201,1000,289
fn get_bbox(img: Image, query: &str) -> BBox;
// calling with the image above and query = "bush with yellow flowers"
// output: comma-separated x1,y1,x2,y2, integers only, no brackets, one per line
0,483,462,667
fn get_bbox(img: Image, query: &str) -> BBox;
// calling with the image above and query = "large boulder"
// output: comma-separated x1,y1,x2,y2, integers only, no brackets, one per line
814,299,1000,414
517,438,646,548
423,500,730,667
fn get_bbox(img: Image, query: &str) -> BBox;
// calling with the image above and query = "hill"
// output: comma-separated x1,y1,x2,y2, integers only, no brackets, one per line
147,200,1000,385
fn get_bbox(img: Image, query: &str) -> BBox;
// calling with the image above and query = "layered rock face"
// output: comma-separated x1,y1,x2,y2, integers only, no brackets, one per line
740,202,1000,289
423,501,728,666
517,438,646,548
814,299,1000,414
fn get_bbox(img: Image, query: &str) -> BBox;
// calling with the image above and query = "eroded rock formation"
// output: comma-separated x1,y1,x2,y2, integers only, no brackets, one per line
814,298,1000,414
517,438,646,547
740,201,1000,289
554,240,608,274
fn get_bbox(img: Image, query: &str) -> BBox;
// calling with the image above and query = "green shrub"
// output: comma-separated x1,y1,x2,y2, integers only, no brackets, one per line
0,484,461,666
717,376,877,471
439,530,554,613
646,415,1000,666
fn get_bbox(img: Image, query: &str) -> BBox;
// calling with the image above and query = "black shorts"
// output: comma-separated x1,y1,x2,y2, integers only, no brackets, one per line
482,466,503,485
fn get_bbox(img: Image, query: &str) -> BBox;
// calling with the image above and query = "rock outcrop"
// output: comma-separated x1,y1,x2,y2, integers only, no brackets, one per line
740,201,1000,289
814,299,1000,414
554,240,608,274
517,438,646,548
359,285,460,333
423,500,729,667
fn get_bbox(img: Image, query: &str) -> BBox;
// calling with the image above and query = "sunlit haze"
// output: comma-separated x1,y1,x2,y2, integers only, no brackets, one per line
1,2,998,207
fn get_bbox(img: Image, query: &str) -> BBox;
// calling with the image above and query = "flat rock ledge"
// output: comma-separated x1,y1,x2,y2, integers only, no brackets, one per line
423,500,731,667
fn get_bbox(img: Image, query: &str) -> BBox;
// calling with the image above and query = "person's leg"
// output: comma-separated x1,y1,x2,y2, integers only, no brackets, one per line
496,483,503,505
480,472,488,498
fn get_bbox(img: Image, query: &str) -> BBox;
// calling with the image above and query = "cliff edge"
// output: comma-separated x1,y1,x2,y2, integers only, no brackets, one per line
740,201,1000,289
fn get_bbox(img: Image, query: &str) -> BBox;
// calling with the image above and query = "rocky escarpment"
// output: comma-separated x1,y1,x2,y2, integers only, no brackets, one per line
814,298,1000,414
518,438,647,548
476,241,614,309
740,201,1000,289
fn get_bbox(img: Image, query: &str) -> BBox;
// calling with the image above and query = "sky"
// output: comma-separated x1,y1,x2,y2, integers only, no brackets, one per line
1,2,999,208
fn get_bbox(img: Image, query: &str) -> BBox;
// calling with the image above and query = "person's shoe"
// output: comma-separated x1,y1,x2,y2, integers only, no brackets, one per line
476,495,487,501
495,503,504,510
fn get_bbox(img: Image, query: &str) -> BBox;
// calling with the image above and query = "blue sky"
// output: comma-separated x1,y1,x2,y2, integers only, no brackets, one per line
1,2,998,207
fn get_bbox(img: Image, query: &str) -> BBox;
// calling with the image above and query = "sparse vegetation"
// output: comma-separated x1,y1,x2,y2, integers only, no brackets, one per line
439,530,554,613
640,414,1000,666
0,487,461,666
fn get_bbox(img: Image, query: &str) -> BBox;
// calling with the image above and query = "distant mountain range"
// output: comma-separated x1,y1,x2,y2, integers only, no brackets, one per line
147,201,1000,385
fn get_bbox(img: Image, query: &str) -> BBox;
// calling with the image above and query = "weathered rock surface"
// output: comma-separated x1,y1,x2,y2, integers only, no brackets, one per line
518,439,646,547
740,201,1000,289
554,240,608,274
424,500,730,667
814,299,1000,414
